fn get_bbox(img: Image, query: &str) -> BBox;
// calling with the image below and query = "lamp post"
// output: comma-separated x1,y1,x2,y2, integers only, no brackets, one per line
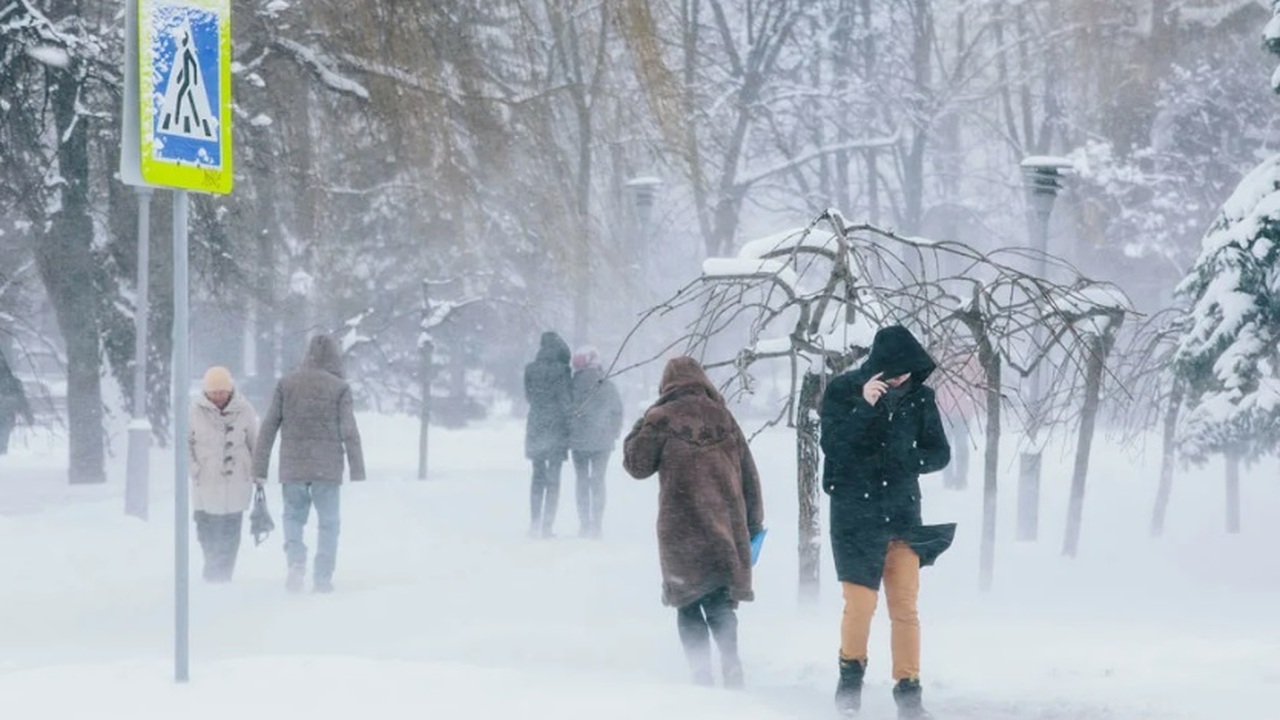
625,175,662,276
1017,155,1072,542
623,175,662,401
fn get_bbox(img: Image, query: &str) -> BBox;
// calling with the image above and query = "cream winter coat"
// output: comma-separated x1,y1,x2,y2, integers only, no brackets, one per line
189,391,259,515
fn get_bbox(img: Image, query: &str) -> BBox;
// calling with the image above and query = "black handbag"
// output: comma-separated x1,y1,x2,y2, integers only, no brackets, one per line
249,484,275,546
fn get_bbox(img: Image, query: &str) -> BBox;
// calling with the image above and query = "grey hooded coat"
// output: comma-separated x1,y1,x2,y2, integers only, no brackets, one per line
253,335,366,483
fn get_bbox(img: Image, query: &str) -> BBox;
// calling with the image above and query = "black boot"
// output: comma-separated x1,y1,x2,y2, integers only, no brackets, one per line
835,657,865,715
704,590,743,689
892,678,933,720
677,604,714,686
720,654,743,689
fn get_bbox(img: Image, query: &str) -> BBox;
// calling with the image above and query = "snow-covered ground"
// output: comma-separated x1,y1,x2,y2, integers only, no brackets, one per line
1,413,1277,719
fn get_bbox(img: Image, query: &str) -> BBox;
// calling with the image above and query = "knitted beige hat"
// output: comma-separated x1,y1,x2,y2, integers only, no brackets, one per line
202,366,234,393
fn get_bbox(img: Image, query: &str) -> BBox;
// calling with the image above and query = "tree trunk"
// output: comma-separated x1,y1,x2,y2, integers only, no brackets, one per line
899,0,933,235
1225,451,1241,534
943,416,969,490
1150,380,1182,537
38,58,105,484
959,309,1002,591
253,200,278,410
570,41,595,347
418,338,434,481
866,148,881,226
1063,329,1111,557
796,372,823,603
856,0,880,225
979,354,1000,591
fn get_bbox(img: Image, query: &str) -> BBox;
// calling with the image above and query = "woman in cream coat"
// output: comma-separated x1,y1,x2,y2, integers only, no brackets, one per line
190,366,259,582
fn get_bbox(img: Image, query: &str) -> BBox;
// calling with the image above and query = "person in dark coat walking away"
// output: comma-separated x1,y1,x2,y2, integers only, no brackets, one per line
524,331,572,538
0,351,33,455
820,325,955,719
253,334,366,594
624,357,765,688
568,345,624,538
189,366,259,582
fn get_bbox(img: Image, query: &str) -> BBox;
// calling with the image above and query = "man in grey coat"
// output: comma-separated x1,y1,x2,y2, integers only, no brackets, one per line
253,334,366,593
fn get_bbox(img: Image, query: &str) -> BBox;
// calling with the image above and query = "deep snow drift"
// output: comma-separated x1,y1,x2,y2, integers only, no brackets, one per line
1,413,1277,719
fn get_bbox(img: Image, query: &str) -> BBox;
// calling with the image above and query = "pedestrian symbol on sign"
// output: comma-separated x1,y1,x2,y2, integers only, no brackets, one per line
145,3,224,171
158,22,216,141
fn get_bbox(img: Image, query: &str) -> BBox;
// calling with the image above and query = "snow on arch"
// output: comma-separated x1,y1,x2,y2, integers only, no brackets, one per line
737,226,839,260
701,257,799,293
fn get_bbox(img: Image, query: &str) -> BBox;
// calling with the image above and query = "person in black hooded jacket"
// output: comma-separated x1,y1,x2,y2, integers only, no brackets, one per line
820,325,955,719
524,331,572,538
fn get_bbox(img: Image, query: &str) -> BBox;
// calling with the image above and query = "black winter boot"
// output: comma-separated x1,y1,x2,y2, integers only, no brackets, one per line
677,605,714,686
892,678,933,720
834,657,866,715
704,591,743,689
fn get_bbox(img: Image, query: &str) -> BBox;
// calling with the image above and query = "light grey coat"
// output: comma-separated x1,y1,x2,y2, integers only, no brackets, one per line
189,392,259,514
253,335,366,483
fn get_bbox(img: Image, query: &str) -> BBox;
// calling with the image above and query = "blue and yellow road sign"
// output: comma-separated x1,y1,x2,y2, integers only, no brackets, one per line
138,0,232,194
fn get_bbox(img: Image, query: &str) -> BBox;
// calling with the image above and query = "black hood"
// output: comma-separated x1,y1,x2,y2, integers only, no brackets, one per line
862,325,936,386
535,331,571,365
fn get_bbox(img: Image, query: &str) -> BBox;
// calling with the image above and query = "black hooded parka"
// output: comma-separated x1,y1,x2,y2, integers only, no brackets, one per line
820,325,956,590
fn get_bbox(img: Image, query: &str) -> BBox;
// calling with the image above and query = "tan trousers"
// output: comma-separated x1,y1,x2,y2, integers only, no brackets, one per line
839,540,921,681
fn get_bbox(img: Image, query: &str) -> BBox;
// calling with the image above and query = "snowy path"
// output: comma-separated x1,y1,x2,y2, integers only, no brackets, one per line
1,415,1277,719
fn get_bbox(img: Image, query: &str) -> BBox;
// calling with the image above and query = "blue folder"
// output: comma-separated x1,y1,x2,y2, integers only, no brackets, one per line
749,528,768,566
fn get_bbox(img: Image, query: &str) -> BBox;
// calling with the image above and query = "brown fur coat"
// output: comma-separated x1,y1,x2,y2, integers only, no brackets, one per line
623,357,765,608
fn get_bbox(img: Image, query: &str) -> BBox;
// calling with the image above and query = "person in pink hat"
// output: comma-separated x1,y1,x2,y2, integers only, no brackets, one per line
568,345,624,538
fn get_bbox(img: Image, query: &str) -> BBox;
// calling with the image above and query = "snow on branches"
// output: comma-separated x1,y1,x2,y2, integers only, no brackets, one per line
1174,152,1280,463
613,210,1130,437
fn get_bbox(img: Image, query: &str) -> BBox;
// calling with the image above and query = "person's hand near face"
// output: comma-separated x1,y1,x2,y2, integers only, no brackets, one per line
862,372,910,405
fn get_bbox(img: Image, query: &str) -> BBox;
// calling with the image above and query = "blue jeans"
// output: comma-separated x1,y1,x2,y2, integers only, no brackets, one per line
282,481,341,582
530,457,563,536
572,450,610,536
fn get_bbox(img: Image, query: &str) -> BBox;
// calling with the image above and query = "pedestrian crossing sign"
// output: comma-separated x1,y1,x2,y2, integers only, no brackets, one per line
138,0,232,194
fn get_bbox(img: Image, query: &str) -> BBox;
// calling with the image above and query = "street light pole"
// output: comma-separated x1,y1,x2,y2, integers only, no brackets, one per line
125,187,153,519
1017,156,1072,542
625,176,661,278
623,174,662,400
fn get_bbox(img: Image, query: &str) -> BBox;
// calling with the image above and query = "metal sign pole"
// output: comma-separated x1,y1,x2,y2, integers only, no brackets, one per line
173,189,191,683
128,0,232,682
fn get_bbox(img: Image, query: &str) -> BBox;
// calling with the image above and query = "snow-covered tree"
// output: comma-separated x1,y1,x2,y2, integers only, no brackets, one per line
1068,40,1276,311
1173,154,1280,527
0,0,129,482
1171,0,1280,533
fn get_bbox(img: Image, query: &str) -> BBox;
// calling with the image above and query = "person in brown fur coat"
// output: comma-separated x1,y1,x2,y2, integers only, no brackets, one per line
623,356,765,688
